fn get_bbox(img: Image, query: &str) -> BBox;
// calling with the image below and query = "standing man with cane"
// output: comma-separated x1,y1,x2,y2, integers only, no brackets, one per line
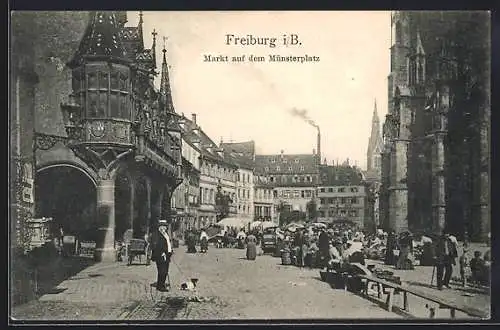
152,219,173,292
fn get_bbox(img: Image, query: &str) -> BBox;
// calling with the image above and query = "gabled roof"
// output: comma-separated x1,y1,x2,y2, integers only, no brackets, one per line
254,154,318,174
319,165,364,186
221,141,255,170
179,115,237,168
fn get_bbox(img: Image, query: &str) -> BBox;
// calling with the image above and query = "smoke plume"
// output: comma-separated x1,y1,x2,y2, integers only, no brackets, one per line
289,107,319,130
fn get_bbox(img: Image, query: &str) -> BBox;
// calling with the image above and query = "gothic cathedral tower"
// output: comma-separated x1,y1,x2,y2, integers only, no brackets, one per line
385,11,412,233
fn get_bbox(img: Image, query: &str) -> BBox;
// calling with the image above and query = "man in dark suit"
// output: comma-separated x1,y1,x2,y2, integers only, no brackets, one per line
152,219,173,292
435,230,457,290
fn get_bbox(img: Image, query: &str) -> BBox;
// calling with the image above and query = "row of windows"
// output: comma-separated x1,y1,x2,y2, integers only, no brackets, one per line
254,188,272,200
237,172,252,183
264,166,306,172
199,187,235,205
319,197,362,205
73,68,132,120
200,162,236,181
268,158,301,163
254,205,272,217
319,187,359,193
237,188,251,199
318,209,359,217
276,190,315,199
238,204,253,214
269,175,313,183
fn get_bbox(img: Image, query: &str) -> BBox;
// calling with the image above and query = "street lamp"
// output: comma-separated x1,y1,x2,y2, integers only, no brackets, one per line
60,93,84,142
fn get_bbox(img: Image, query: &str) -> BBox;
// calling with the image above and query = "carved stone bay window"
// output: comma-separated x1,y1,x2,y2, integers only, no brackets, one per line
83,63,131,120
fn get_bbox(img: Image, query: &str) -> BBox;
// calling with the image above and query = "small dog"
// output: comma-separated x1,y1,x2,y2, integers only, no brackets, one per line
180,278,199,291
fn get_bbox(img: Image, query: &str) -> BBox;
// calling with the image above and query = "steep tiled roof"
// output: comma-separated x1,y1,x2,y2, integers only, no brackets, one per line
319,165,364,186
69,11,127,68
254,154,318,175
221,141,255,170
179,115,237,168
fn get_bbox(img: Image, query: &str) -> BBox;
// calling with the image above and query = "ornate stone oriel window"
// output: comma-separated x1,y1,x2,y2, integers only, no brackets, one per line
84,63,130,120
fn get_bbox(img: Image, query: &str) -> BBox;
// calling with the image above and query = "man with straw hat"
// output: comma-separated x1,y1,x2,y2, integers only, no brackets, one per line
152,219,173,292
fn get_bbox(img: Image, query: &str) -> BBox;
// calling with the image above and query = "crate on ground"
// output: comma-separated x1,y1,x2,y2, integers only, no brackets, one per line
79,241,97,258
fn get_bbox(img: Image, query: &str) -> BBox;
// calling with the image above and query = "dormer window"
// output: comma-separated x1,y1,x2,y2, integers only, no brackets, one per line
276,166,280,171
264,167,269,171
294,159,299,163
288,167,293,171
270,158,276,163
300,166,305,171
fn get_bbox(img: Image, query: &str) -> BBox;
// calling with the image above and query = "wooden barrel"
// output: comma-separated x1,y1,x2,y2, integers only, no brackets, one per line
281,249,291,265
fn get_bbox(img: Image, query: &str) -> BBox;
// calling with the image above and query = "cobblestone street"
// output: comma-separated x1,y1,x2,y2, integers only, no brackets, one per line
12,245,399,320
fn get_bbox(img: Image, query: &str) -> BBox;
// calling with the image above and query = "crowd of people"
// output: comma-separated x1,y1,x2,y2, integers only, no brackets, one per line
177,222,490,290
279,224,366,270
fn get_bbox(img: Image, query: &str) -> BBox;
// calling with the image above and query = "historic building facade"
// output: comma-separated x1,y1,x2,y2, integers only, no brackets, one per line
171,133,201,234
179,114,237,228
380,11,490,241
254,152,319,220
221,141,255,220
253,174,275,223
317,164,368,229
11,11,185,262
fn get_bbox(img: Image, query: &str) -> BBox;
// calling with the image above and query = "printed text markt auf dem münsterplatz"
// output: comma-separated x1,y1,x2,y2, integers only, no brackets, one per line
203,54,320,63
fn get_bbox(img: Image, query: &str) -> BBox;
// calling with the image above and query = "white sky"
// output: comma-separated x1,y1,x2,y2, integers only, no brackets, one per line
128,11,391,170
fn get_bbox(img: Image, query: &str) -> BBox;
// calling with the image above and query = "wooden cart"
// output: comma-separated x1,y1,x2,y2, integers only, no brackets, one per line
127,238,151,265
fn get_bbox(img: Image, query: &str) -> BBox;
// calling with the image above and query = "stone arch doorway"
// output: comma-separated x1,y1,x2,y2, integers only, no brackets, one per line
35,164,97,240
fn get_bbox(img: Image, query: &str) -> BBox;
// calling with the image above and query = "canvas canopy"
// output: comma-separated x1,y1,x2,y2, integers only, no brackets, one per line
217,217,251,228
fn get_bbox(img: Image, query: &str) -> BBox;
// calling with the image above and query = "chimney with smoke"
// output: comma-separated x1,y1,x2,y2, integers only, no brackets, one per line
317,127,321,165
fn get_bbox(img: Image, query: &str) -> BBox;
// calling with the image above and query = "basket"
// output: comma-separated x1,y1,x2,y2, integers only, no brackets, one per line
281,250,291,265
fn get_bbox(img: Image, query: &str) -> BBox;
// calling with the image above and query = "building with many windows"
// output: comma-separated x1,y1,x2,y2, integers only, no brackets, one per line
253,174,275,223
221,141,255,220
317,164,367,228
179,114,237,228
171,131,201,233
254,151,319,220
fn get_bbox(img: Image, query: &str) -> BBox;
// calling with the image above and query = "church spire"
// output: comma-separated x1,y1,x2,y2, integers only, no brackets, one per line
138,11,144,51
372,99,379,123
151,29,158,70
367,97,383,173
160,37,174,114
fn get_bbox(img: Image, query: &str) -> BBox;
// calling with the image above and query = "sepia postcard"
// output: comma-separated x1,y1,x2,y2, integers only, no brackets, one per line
9,10,491,322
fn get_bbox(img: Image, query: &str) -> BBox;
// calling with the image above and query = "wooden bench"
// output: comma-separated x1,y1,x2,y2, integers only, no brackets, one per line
357,274,488,319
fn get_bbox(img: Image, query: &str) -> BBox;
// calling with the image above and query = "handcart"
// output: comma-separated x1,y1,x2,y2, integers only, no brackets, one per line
127,238,151,265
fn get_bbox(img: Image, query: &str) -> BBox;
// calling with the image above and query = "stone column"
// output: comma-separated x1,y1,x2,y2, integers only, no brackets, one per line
95,178,116,262
145,178,151,236
129,180,135,237
478,109,490,242
152,185,164,226
431,132,446,234
389,140,409,234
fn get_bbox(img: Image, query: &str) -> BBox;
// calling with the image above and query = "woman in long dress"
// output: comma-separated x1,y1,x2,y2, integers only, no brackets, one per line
246,234,257,260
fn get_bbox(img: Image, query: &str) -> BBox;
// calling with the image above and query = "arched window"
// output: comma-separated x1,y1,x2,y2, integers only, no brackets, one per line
417,60,424,83
395,22,402,44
